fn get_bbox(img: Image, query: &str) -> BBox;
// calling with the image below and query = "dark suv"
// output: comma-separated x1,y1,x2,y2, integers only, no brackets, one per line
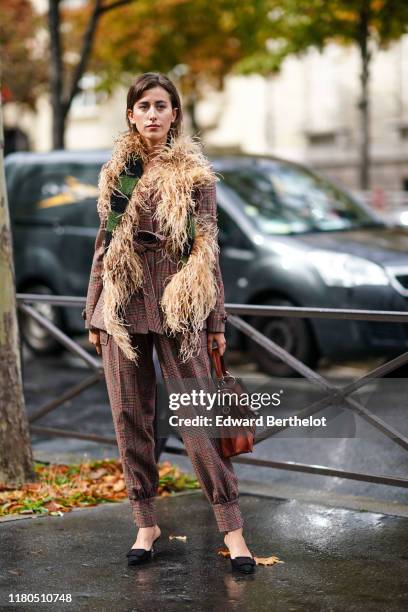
6,150,408,376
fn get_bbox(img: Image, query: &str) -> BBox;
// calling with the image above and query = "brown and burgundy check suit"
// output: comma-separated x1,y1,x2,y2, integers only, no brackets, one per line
83,180,244,532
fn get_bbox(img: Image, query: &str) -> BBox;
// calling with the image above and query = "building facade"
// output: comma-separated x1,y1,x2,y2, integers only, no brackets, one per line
6,32,408,194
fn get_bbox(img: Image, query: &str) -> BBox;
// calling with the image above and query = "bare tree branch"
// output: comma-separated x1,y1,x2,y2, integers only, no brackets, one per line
64,0,103,111
97,0,133,15
64,0,134,117
49,0,65,147
50,0,135,146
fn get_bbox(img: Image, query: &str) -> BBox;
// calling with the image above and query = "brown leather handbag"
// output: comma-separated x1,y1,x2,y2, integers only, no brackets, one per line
210,347,256,458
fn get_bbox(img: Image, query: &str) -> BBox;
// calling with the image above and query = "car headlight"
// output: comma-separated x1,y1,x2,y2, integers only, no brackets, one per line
399,211,408,226
308,250,389,287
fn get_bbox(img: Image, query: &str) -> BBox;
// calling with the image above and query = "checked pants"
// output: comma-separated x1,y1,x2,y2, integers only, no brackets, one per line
100,328,244,533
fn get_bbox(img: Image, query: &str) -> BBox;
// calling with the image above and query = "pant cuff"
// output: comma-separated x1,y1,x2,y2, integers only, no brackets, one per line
213,499,244,533
130,497,157,527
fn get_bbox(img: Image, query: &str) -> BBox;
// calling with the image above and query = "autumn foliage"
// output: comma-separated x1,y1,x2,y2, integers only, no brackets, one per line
0,0,48,109
0,459,199,517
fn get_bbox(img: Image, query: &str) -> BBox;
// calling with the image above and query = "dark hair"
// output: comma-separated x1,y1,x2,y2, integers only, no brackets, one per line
126,72,183,142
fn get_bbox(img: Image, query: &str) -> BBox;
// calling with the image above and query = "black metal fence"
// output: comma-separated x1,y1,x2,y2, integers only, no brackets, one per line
17,294,408,489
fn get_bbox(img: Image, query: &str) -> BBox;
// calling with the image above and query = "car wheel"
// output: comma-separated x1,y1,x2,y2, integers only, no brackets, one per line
18,284,64,355
247,297,319,377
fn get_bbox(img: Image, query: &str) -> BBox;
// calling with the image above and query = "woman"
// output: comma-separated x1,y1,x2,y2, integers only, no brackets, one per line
83,72,255,574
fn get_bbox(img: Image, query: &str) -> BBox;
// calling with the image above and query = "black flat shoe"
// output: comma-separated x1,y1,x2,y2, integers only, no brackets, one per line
126,534,161,566
230,556,256,574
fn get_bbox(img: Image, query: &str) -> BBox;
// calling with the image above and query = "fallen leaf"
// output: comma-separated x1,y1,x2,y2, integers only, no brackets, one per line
0,482,19,492
21,483,42,492
254,556,284,566
217,547,230,558
169,535,187,542
89,469,108,480
158,462,175,477
43,501,65,512
113,480,126,492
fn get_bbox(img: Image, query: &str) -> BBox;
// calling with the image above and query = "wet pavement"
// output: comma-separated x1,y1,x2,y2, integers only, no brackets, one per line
1,491,408,611
9,340,406,610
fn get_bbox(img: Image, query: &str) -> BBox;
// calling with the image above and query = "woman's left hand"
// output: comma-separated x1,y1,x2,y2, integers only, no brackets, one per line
207,332,226,357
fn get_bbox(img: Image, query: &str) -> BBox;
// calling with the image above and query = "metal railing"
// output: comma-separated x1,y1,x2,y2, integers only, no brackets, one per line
17,293,408,489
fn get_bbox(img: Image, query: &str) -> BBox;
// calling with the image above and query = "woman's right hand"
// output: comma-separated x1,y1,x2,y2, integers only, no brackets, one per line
89,329,101,355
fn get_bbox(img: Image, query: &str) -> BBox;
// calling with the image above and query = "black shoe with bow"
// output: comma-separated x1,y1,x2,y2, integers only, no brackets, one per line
126,534,161,566
230,556,256,574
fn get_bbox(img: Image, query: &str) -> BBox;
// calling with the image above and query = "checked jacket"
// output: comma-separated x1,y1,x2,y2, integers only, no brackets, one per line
83,180,228,336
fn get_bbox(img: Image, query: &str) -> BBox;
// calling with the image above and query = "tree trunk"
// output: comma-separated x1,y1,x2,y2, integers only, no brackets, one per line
48,0,66,149
0,94,35,486
357,1,371,190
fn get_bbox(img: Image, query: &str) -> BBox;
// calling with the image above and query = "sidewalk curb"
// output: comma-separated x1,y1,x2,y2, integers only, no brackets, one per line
0,489,201,525
2,481,406,526
238,479,408,518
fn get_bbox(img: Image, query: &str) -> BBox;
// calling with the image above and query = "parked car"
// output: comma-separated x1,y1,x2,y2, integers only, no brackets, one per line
6,150,408,376
381,208,408,228
5,150,103,355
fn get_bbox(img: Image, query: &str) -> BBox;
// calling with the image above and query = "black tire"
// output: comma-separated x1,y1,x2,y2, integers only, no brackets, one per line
247,297,319,377
18,284,65,356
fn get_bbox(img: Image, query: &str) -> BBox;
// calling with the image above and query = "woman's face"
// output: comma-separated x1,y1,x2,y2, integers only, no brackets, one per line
127,86,178,147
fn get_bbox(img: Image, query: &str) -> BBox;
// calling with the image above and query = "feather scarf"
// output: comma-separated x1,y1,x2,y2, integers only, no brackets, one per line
97,129,220,364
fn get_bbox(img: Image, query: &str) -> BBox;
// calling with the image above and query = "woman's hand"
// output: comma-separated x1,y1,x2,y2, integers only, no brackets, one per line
89,329,102,355
207,332,226,357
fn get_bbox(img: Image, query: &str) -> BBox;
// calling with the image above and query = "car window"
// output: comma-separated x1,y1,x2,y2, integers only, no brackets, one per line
10,162,101,225
221,163,383,235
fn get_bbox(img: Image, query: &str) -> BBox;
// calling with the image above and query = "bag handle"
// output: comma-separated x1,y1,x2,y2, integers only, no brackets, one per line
211,347,234,382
